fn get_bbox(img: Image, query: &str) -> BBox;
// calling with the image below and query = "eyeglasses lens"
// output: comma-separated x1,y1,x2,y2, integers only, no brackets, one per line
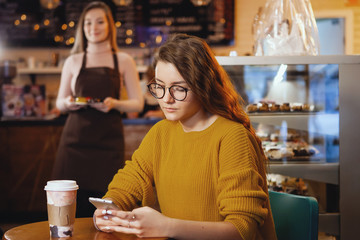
148,83,187,101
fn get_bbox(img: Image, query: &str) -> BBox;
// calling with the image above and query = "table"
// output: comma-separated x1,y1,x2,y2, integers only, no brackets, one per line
2,217,167,240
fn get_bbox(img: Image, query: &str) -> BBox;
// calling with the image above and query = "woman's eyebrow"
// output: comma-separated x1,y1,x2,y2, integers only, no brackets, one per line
85,17,104,22
155,78,187,85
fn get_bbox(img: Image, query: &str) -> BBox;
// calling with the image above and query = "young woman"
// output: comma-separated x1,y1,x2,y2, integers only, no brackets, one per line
53,1,143,217
93,34,276,239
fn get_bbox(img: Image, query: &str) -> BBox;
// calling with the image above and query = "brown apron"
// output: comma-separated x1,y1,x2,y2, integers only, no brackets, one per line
53,52,124,193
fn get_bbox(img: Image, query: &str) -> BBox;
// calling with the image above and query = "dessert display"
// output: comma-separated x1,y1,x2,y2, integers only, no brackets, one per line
74,97,102,105
266,147,294,160
88,98,102,104
267,174,308,195
292,146,316,157
259,130,319,161
246,101,314,113
246,100,319,161
75,97,89,104
263,143,318,161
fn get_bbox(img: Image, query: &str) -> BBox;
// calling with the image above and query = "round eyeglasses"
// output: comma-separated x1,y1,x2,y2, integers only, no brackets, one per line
147,82,190,101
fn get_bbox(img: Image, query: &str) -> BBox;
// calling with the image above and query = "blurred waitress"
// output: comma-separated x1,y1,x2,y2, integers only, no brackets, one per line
53,1,143,217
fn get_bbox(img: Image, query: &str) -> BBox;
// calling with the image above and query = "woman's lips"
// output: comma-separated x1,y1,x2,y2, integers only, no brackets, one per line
163,107,177,113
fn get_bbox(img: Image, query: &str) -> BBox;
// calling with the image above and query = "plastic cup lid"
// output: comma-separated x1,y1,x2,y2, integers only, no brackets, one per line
44,180,79,191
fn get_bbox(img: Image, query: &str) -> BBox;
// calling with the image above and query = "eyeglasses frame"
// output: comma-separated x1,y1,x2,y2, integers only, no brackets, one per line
147,79,191,101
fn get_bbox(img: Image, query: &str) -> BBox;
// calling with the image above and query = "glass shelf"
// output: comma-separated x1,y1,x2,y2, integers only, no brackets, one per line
217,55,360,239
268,162,339,185
249,112,338,135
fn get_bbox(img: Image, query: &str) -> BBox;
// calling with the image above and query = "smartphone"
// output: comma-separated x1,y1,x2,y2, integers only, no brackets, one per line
89,197,120,210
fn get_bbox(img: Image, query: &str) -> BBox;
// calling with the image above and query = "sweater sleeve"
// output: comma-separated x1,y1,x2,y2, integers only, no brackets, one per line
217,125,269,240
103,123,160,210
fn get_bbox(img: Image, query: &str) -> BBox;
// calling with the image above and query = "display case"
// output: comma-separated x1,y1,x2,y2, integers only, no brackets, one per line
217,55,360,240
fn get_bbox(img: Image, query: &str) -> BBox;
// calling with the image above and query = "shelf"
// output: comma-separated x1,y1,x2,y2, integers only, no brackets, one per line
18,67,62,74
249,112,339,135
216,55,360,66
17,65,148,75
268,162,339,185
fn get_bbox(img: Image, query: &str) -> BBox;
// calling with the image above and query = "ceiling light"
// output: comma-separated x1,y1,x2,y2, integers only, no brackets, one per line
40,0,60,10
112,0,133,6
190,0,211,7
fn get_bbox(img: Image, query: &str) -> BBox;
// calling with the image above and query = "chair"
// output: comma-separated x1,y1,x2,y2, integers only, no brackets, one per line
269,190,319,240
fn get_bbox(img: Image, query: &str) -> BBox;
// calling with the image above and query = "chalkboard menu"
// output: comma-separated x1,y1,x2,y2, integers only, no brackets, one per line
0,0,234,48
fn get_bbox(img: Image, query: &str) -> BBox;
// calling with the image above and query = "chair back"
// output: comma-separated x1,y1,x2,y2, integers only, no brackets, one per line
269,190,319,240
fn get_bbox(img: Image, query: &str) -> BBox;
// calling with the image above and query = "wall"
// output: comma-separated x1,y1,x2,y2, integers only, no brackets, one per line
2,0,359,58
311,0,360,54
215,0,360,56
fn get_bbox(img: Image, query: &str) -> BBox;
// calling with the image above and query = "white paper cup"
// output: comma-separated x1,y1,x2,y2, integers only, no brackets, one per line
44,180,79,238
27,57,35,69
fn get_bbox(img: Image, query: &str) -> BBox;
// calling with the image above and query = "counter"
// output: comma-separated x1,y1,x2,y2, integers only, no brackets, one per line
0,116,161,219
0,115,161,126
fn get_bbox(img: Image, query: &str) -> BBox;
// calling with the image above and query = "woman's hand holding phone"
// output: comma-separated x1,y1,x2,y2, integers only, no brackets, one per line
91,198,171,238
89,197,120,210
90,197,140,234
90,197,120,233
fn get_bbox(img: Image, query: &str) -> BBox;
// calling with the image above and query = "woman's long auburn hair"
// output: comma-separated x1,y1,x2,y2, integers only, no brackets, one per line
71,1,118,55
153,33,265,157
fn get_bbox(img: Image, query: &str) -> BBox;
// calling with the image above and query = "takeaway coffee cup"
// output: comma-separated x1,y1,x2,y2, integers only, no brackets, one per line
44,180,79,238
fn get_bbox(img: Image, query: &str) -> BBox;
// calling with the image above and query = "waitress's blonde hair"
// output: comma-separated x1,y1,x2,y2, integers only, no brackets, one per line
71,1,118,54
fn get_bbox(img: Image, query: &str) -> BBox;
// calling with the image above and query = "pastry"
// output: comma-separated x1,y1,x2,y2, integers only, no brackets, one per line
291,104,302,112
266,147,294,160
88,98,102,103
270,133,279,141
75,97,101,104
257,132,270,141
280,103,291,112
246,104,258,113
293,146,316,157
302,103,310,112
258,102,269,112
75,97,88,104
270,104,280,112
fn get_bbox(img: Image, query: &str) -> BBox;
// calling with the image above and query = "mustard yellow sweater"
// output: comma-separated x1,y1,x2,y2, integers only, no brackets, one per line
105,117,277,239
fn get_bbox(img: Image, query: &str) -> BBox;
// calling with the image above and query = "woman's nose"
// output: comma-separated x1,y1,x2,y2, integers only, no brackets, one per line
162,88,175,103
90,23,97,31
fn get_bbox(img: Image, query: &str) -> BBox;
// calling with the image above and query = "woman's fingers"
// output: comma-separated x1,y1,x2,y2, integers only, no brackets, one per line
103,97,115,111
96,210,136,226
107,224,142,235
89,102,108,112
94,209,145,235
